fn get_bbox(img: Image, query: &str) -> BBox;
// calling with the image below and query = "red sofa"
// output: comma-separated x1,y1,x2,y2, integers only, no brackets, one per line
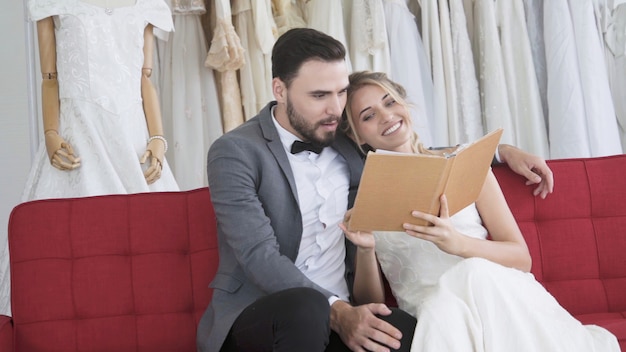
1,155,625,351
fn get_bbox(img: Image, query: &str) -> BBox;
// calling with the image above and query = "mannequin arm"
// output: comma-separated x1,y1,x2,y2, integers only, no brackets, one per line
36,17,80,170
139,24,166,184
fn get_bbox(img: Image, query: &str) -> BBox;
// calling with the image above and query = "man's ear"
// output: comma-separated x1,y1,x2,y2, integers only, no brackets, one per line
272,78,286,103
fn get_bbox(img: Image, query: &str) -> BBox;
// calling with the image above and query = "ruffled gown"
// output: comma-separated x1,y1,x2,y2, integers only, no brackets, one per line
374,204,620,351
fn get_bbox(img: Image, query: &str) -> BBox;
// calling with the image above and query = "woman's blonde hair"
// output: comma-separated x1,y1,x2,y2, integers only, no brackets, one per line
343,71,427,154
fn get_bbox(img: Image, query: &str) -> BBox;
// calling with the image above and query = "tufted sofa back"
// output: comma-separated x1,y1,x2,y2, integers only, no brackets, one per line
493,155,626,349
7,188,217,351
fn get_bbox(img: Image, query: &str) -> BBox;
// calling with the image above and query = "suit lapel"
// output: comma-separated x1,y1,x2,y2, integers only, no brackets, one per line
258,102,301,209
259,102,365,208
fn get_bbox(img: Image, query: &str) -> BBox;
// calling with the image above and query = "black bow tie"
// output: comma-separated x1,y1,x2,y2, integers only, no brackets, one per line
291,140,324,154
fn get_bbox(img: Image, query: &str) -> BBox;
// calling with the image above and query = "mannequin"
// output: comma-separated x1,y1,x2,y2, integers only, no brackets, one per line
37,4,165,183
23,0,179,201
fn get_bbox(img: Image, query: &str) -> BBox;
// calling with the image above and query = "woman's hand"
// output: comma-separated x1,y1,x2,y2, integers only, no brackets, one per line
340,210,375,250
497,144,554,198
402,194,465,256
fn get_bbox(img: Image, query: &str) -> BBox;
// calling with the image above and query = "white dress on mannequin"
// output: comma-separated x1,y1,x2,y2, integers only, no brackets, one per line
374,204,621,352
24,0,179,201
383,0,433,147
159,0,223,191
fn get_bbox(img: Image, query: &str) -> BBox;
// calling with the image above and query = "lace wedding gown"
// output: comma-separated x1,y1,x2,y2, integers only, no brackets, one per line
374,204,619,351
23,0,179,201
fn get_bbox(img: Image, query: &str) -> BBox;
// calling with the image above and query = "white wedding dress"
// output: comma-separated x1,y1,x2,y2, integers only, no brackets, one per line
24,0,179,201
374,204,620,351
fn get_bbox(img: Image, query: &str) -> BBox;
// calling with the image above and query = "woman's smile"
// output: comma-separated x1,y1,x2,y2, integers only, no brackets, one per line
382,120,403,136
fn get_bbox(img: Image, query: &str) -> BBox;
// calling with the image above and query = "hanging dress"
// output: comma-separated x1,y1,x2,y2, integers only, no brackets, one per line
233,0,276,121
205,0,246,132
448,0,483,144
298,0,353,72
603,1,626,150
346,0,391,74
272,0,306,35
472,0,516,146
159,0,223,190
416,0,450,146
568,0,623,156
383,0,434,147
496,0,550,158
544,0,592,158
523,0,550,130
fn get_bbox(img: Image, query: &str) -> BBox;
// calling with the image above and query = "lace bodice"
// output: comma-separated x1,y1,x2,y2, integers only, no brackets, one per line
28,0,173,114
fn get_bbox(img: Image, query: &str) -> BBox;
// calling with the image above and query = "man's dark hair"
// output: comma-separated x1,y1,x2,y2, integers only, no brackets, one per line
271,28,346,87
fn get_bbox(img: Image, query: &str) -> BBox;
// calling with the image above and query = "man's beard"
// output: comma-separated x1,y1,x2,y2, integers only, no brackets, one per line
286,97,339,149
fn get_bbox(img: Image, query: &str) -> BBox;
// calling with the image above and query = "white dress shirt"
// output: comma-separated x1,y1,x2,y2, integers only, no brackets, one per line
272,110,351,302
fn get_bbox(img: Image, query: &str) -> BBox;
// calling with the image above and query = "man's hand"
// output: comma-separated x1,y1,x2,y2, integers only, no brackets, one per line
498,144,554,198
330,300,402,352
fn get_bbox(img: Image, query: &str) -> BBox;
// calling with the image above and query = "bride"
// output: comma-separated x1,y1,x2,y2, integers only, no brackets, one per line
340,70,620,351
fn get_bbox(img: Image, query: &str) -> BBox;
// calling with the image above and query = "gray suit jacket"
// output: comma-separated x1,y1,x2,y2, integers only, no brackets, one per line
196,102,364,351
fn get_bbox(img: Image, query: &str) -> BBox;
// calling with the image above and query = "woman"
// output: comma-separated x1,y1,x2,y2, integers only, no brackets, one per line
340,71,619,351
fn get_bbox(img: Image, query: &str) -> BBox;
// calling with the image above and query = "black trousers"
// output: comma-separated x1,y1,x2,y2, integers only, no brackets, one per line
220,287,416,352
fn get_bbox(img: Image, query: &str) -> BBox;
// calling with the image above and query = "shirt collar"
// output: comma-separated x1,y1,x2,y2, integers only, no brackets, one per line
272,105,303,154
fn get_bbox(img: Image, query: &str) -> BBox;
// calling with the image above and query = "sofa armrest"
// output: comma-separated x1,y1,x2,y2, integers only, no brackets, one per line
0,315,13,351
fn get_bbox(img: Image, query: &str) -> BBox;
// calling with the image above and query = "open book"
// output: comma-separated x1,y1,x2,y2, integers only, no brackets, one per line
348,128,503,231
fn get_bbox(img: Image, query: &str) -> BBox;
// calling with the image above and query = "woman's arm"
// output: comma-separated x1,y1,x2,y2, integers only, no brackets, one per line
468,171,532,271
339,220,386,304
497,144,554,199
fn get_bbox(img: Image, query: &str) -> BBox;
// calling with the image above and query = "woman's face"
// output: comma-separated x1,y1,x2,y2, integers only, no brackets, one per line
349,84,413,153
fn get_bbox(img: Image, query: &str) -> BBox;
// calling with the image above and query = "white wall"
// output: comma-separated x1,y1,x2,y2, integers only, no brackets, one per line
0,2,36,315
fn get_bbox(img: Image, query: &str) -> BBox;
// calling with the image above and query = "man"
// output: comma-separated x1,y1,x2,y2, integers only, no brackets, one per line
197,28,553,352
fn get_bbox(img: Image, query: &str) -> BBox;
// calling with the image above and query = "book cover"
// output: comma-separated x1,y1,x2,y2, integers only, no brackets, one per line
348,128,503,231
